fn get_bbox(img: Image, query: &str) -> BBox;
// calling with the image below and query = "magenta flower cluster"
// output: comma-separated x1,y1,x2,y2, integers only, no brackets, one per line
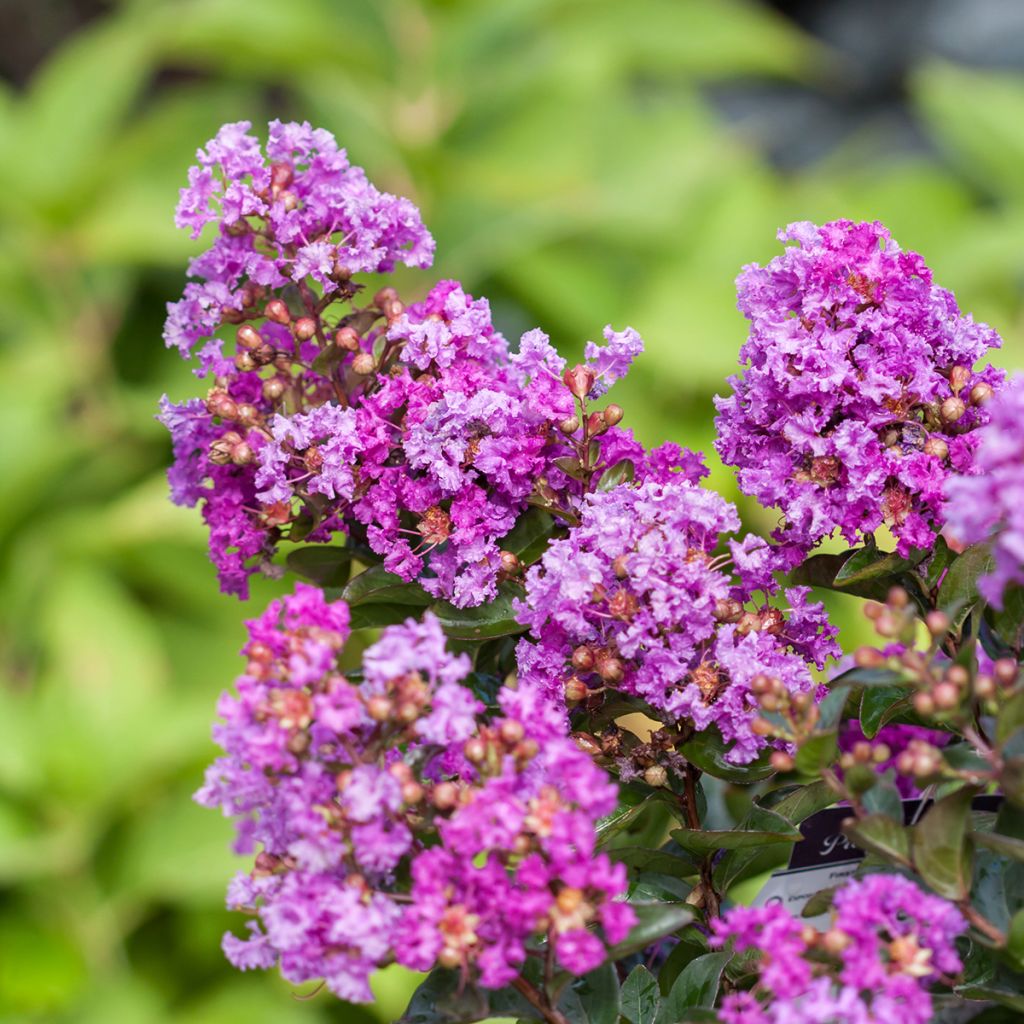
160,122,655,604
945,373,1024,607
515,477,840,763
712,874,966,1024
715,219,1004,560
196,584,634,1002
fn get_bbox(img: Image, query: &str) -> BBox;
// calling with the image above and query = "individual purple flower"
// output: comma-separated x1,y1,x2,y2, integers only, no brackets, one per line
945,373,1024,607
715,219,1004,558
515,478,839,763
712,874,966,1024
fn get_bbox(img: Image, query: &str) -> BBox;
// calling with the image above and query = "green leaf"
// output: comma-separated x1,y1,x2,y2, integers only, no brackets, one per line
680,727,774,784
922,535,954,591
347,603,420,630
913,786,977,899
612,846,698,877
998,691,1024,748
342,566,432,607
939,543,995,627
606,903,694,961
844,813,911,866
794,731,838,776
620,965,660,1024
284,545,352,587
860,685,913,739
802,886,839,918
574,963,620,1024
834,546,920,587
978,830,1024,862
671,806,801,856
991,585,1024,653
830,666,906,689
430,584,525,641
597,458,635,492
862,780,904,821
498,508,557,566
657,952,730,1019
1008,910,1024,971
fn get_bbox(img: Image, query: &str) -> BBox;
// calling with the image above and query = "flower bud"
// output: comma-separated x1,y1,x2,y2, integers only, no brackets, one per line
923,436,949,460
237,324,264,350
595,656,624,684
611,554,629,579
571,646,595,672
235,349,258,372
864,602,883,621
433,782,459,810
887,586,909,609
264,298,291,325
736,612,761,637
974,674,996,700
940,396,966,424
294,317,317,341
374,287,398,310
564,677,589,703
770,751,794,773
925,610,950,637
557,415,580,435
402,781,424,805
563,364,596,400
498,550,521,576
499,719,525,746
464,737,487,763
206,389,238,420
913,691,935,717
872,743,891,763
751,717,774,737
352,352,376,375
854,646,885,668
262,377,287,402
760,607,785,635
714,598,743,623
994,658,1019,687
603,404,624,427
384,299,404,321
643,765,668,788
236,403,260,428
970,382,994,406
209,431,243,465
335,326,361,351
823,929,851,954
949,365,971,394
367,695,392,721
945,665,969,688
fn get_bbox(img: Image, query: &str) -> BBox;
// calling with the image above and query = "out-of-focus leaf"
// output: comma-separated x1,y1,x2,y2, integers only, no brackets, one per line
606,903,694,961
285,545,352,587
913,786,977,900
844,813,911,866
860,685,913,739
657,952,731,1019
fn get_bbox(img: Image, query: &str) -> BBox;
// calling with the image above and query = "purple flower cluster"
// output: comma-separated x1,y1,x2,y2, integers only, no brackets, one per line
197,584,633,1001
715,219,1004,560
945,374,1024,607
514,477,839,763
712,874,966,1024
160,122,655,604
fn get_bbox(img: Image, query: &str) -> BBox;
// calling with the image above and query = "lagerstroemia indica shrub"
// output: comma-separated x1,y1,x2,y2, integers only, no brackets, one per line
162,121,1024,1023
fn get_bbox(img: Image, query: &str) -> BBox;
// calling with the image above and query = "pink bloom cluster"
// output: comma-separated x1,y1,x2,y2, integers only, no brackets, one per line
716,219,1004,561
514,477,839,763
945,373,1024,607
712,874,966,1024
160,122,655,604
196,584,634,1002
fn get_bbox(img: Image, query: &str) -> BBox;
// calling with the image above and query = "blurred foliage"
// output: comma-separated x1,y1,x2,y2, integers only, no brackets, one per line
0,0,1023,1020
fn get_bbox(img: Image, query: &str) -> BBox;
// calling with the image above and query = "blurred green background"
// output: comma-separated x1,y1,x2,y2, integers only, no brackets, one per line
2,0,1024,1020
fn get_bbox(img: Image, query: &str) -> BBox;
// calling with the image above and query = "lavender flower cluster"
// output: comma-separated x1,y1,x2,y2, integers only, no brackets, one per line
945,374,1024,607
160,121,656,604
197,584,633,1001
515,477,840,763
716,220,1004,561
712,874,966,1024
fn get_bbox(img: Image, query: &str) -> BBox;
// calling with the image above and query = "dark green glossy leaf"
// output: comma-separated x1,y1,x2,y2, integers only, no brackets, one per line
794,731,838,776
672,806,801,856
844,813,911,866
597,458,634,492
991,585,1024,653
284,545,352,587
342,565,432,607
834,546,921,587
922,535,954,591
498,508,558,567
940,543,995,628
612,846,698,876
860,685,913,739
620,965,660,1024
430,583,525,641
606,903,694,961
574,963,620,1024
831,666,906,689
656,935,709,996
913,786,977,899
680,727,774,784
657,952,730,1019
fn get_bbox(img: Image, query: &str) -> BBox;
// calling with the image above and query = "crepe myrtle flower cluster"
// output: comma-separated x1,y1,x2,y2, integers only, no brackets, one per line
711,874,966,1024
715,219,1004,562
514,476,840,764
945,373,1024,608
159,121,659,603
196,584,633,1002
